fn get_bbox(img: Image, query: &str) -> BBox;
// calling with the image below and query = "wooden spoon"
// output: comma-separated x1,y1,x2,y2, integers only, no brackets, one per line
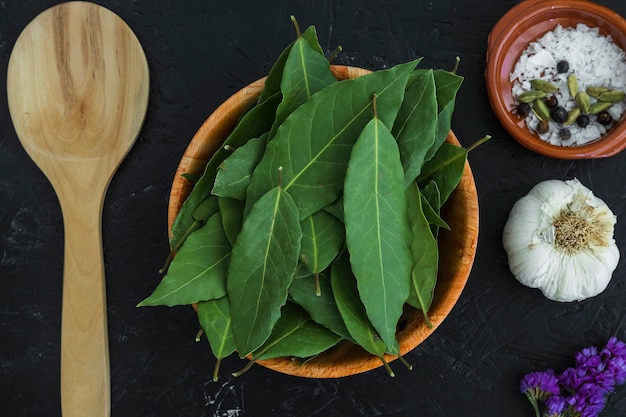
7,2,149,416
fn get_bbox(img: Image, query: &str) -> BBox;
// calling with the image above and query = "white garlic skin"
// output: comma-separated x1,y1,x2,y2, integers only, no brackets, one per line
502,179,619,302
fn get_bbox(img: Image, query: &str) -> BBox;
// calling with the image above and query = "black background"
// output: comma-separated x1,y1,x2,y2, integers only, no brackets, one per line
2,0,626,416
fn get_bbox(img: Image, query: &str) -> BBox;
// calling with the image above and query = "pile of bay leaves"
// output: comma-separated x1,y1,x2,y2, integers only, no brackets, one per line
139,20,467,379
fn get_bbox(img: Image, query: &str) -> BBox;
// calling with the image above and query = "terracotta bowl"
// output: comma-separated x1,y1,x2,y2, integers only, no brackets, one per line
486,0,626,159
168,65,479,377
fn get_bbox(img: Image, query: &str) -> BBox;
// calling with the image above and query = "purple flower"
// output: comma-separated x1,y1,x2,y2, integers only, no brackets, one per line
520,369,560,400
602,336,626,360
601,336,626,385
545,395,566,416
564,384,606,417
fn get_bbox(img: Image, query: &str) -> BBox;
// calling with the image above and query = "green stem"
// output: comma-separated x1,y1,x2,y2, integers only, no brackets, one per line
379,356,395,377
213,357,223,382
452,56,460,74
397,354,413,371
525,392,541,417
465,134,492,153
232,360,256,377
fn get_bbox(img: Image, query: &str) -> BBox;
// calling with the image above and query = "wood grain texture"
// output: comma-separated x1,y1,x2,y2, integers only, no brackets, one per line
168,65,478,378
6,2,149,416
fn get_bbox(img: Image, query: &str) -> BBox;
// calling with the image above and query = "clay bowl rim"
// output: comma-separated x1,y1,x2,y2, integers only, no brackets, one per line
167,65,479,378
485,0,626,159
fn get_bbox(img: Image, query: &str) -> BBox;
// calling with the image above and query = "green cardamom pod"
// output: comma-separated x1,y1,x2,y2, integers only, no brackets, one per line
518,90,547,103
586,86,611,98
530,79,559,93
597,90,625,103
575,92,591,113
567,75,579,97
588,101,613,115
533,99,551,121
563,107,581,126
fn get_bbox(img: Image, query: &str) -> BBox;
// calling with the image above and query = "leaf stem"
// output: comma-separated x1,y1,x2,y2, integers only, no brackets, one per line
195,328,204,342
452,56,460,74
213,357,223,382
314,272,322,296
372,93,379,119
423,311,433,329
397,354,413,371
328,45,342,63
379,356,395,377
290,15,302,38
232,360,256,378
465,134,492,152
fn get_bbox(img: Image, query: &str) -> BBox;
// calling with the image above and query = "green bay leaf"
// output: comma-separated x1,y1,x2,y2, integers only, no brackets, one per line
288,271,352,341
246,60,418,220
392,68,438,186
343,116,413,353
138,212,230,307
416,142,467,205
424,69,463,162
212,133,268,200
406,183,438,327
197,296,236,381
420,180,449,237
250,302,342,361
330,254,388,357
257,26,321,104
226,185,302,356
217,197,245,246
269,33,337,139
299,210,345,293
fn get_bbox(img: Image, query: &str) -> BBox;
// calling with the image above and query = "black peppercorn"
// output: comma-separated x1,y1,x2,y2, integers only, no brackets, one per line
536,120,550,134
559,128,571,140
597,110,613,126
516,103,531,116
576,114,591,128
544,96,558,108
556,60,570,73
550,106,568,124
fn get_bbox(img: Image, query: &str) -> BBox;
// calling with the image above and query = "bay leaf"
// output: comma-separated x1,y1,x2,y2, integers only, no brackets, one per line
197,296,236,381
330,254,390,359
160,195,220,273
269,32,337,139
416,142,467,205
405,182,438,328
299,210,345,294
138,212,230,307
217,197,245,246
258,25,322,104
212,133,269,201
250,302,342,361
420,180,449,233
246,60,418,220
288,271,352,341
343,116,412,353
170,92,281,249
227,185,302,356
424,69,463,162
392,68,438,186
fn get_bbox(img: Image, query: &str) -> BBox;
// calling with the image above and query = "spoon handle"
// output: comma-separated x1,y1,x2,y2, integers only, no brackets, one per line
59,194,110,417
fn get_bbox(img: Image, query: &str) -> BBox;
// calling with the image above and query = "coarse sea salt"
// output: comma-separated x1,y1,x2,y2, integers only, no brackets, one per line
511,23,626,147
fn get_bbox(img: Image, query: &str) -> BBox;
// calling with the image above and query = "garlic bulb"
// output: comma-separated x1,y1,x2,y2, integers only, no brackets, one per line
503,178,619,302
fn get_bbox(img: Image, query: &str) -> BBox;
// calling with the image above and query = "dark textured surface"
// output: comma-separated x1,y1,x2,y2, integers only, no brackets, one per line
2,0,626,416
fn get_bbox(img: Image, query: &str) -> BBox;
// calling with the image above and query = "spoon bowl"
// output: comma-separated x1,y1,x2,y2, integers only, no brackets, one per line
7,2,149,416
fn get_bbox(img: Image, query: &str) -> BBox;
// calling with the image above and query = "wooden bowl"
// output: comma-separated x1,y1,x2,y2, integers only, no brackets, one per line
168,65,479,377
486,0,626,159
